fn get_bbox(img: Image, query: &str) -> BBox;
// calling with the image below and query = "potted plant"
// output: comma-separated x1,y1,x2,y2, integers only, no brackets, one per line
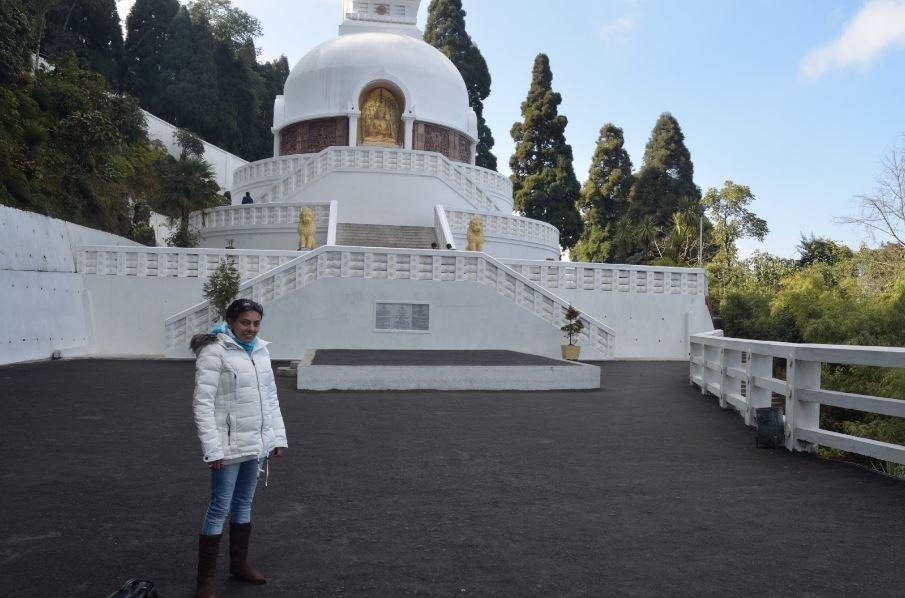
560,305,585,361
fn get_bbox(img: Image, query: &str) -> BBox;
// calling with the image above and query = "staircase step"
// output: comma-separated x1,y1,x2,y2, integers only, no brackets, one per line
336,223,438,249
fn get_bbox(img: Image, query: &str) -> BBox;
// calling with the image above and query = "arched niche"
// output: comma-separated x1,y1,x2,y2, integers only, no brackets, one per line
358,83,406,147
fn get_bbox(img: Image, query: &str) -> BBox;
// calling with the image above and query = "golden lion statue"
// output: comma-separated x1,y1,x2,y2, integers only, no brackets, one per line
297,207,316,250
465,216,485,252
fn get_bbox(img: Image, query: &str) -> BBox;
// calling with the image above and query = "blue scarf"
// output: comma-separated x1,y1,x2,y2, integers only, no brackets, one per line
213,322,257,355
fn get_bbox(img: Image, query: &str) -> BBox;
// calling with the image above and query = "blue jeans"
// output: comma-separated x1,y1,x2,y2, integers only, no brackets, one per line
201,459,259,535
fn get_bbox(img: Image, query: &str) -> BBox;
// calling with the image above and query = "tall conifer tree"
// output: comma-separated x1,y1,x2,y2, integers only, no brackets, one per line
424,0,497,170
158,7,219,139
252,55,290,159
24,0,124,83
122,0,180,103
0,0,32,83
510,54,581,250
572,123,634,263
630,112,699,226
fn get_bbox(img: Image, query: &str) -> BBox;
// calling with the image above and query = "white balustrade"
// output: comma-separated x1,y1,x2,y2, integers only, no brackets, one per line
188,202,332,232
165,247,616,357
232,155,310,187
76,246,299,282
253,147,496,212
689,331,905,464
444,208,560,250
503,260,707,296
455,163,513,195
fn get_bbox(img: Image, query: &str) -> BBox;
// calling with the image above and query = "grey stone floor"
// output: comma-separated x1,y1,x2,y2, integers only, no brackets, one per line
0,359,903,597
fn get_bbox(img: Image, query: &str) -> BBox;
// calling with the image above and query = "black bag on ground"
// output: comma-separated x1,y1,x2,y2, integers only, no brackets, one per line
105,578,158,598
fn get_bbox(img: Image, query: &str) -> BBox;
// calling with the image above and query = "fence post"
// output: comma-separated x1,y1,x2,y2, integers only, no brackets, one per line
785,354,821,452
746,353,773,427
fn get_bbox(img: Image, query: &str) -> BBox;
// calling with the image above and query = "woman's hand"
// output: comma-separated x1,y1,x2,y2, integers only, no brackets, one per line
272,447,285,458
208,459,224,470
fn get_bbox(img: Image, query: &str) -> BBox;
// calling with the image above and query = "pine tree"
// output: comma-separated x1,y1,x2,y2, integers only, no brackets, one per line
252,55,290,159
509,54,581,250
424,0,496,170
630,112,699,226
0,0,32,83
23,0,124,83
122,0,180,104
572,124,634,263
158,7,220,139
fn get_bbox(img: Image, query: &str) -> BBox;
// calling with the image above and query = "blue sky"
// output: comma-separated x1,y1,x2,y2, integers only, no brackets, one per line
119,0,905,259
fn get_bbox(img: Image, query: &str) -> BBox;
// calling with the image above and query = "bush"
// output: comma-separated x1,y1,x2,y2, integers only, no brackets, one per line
203,258,240,320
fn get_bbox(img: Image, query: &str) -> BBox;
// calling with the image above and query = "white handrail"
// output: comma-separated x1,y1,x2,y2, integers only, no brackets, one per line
165,246,616,357
76,246,299,281
505,260,708,296
434,205,456,250
256,147,497,212
188,202,332,232
445,207,560,250
689,332,905,465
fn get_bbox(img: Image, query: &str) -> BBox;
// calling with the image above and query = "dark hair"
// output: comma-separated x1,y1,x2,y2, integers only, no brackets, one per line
225,298,263,323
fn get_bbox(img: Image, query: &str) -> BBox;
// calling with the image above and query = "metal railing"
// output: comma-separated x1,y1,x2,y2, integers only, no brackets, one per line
690,331,905,465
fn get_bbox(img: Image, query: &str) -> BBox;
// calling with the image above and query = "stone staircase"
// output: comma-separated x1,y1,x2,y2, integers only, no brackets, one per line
335,223,438,249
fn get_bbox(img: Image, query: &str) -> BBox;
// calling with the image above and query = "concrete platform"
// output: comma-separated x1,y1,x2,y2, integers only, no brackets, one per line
296,349,601,391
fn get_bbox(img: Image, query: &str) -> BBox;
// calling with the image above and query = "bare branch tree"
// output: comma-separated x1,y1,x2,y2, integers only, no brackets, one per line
837,136,905,248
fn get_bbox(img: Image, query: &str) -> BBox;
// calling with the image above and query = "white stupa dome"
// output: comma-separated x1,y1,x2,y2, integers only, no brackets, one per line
275,31,477,140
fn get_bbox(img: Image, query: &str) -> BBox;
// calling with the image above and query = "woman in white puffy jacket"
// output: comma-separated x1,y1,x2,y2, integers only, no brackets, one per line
189,298,288,598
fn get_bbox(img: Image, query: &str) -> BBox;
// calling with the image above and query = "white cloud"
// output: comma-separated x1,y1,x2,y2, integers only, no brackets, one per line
800,0,905,81
598,16,635,45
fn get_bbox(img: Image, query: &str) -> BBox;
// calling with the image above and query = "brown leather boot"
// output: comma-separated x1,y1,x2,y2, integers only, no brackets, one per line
229,522,266,584
196,533,222,598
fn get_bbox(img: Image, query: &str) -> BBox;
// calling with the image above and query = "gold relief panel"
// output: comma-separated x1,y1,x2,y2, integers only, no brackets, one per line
360,87,402,146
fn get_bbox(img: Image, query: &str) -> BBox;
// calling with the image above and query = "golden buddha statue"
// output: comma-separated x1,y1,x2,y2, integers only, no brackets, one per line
361,88,401,146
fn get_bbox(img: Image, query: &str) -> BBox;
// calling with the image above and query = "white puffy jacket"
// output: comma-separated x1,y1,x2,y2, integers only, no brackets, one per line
192,334,288,463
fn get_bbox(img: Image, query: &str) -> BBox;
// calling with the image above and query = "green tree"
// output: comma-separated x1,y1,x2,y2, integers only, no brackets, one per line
24,0,124,83
203,257,241,318
702,180,768,288
251,55,289,159
424,0,496,170
0,0,32,84
572,123,634,263
155,153,225,247
188,0,262,48
797,234,853,268
122,0,180,106
629,112,700,233
510,53,581,250
157,7,220,138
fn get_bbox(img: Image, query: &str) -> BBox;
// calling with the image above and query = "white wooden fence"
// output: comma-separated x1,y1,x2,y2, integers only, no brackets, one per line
690,331,905,465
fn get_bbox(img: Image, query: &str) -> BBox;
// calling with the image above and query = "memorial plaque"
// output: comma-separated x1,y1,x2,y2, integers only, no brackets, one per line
376,302,430,331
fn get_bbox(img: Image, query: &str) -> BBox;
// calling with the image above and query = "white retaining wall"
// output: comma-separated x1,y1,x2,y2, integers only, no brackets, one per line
0,205,142,364
210,277,591,361
504,260,712,359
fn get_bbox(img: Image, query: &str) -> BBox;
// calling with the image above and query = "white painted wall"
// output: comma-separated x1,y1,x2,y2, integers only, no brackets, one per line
2,270,93,364
0,205,144,364
176,277,609,361
83,276,205,356
549,287,711,359
301,171,475,226
1,205,141,272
